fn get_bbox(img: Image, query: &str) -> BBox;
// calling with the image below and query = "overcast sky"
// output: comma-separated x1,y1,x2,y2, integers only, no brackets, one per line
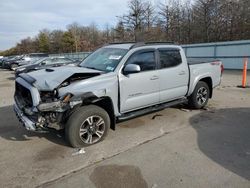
0,0,161,51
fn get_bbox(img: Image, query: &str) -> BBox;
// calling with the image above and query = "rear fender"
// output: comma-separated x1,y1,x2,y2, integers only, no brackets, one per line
188,76,213,98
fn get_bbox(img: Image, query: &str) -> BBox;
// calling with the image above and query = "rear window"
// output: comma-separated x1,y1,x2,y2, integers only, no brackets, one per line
159,49,182,68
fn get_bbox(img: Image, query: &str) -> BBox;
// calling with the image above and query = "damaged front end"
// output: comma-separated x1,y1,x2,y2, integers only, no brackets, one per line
14,69,101,132
14,88,78,132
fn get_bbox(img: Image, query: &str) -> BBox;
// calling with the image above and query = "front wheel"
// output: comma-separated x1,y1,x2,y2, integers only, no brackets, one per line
188,81,210,109
65,105,110,148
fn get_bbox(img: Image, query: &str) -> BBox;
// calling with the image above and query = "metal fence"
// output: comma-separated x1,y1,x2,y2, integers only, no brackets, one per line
49,40,250,70
182,40,250,70
49,52,91,60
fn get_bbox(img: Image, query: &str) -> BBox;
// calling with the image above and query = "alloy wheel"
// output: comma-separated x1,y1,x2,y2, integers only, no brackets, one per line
79,115,105,144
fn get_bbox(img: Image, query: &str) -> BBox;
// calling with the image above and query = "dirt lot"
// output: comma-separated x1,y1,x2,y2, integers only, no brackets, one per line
0,69,249,188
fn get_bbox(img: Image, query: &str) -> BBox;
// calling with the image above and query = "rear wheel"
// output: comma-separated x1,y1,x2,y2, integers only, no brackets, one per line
65,105,110,148
188,81,210,109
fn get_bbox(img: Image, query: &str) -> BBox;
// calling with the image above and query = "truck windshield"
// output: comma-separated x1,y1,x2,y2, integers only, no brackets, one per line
80,48,128,72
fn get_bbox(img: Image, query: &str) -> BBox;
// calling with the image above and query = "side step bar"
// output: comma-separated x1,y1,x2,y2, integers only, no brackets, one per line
117,98,188,122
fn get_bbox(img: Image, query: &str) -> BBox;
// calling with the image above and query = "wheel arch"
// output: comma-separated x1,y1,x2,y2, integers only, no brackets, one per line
199,77,213,98
190,76,213,98
92,97,116,131
65,93,116,131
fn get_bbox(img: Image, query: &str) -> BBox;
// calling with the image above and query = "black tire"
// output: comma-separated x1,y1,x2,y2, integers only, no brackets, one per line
65,105,110,148
188,81,210,109
10,64,18,70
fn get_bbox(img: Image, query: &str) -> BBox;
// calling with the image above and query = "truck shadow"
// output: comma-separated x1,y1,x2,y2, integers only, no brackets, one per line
7,76,15,81
0,105,69,147
189,107,250,180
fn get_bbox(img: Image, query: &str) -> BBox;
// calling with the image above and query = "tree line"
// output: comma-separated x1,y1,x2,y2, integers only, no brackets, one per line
1,0,250,56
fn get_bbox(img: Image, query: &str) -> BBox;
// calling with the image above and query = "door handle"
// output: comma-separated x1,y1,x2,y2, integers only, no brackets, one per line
150,75,159,80
178,71,186,75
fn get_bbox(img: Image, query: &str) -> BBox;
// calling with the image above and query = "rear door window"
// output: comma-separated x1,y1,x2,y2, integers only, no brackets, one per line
159,49,182,69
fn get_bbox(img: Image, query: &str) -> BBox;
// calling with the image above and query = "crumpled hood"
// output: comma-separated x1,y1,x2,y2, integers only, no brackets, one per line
26,66,102,90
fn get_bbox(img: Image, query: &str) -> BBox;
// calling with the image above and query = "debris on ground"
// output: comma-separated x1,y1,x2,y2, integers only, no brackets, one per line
152,114,163,119
72,148,86,156
152,183,158,188
160,127,164,135
202,107,216,113
202,107,209,111
180,108,191,112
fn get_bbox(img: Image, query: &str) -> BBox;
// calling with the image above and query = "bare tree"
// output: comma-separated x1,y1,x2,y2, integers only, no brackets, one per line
3,0,250,56
119,0,147,41
103,23,111,43
158,2,170,40
144,1,155,30
192,0,214,42
49,30,64,53
67,22,81,52
114,21,126,41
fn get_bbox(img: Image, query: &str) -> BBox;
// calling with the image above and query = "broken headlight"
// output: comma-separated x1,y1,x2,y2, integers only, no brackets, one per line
60,81,70,87
37,93,73,112
40,90,58,102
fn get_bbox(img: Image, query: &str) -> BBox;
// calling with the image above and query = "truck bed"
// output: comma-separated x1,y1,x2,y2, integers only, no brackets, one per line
187,58,222,97
187,58,219,65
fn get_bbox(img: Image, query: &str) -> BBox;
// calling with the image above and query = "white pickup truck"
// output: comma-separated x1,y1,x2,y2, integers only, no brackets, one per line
14,42,223,147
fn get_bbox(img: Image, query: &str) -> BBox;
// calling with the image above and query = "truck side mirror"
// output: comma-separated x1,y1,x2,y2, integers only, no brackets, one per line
123,64,141,75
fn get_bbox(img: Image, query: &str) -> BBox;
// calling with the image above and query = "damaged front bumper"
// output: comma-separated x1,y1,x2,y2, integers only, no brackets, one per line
14,103,37,131
14,102,65,132
14,96,81,132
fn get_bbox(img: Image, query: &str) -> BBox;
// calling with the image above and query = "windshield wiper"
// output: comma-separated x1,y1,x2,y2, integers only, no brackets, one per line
82,66,100,71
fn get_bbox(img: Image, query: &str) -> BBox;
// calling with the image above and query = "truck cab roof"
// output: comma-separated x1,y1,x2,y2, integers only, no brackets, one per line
104,42,181,50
